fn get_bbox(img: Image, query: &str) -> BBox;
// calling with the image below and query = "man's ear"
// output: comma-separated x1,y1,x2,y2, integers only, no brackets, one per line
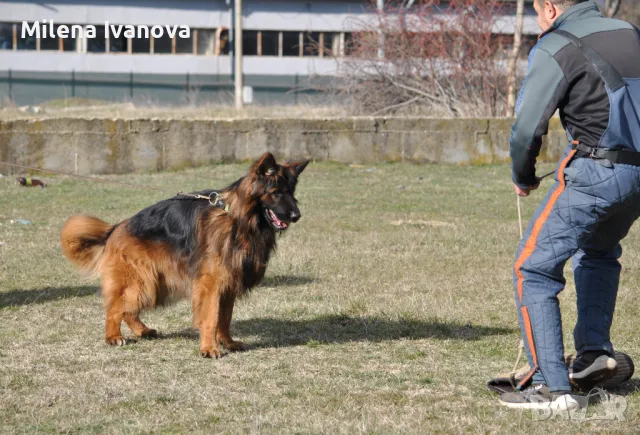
253,152,278,176
546,1,558,20
289,160,310,177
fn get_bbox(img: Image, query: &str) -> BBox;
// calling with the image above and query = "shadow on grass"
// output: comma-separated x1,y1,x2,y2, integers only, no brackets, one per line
607,378,640,396
235,316,514,347
0,286,98,308
261,275,317,287
0,275,314,309
161,315,514,346
160,329,200,340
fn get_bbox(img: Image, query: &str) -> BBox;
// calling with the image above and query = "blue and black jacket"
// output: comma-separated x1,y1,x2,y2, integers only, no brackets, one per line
510,1,640,189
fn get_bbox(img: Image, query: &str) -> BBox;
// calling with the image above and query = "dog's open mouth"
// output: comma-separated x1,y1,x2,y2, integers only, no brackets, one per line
265,209,288,230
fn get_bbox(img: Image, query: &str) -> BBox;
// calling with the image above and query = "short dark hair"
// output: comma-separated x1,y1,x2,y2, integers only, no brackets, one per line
536,0,587,10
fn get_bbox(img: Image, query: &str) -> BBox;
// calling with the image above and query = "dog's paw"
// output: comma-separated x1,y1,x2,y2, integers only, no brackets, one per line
224,341,247,352
140,328,158,339
200,347,223,358
105,336,127,346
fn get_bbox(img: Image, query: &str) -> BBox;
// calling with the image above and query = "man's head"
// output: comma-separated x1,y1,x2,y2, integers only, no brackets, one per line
534,1,587,31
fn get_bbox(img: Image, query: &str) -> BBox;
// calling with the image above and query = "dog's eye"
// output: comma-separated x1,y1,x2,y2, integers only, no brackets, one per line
273,192,282,199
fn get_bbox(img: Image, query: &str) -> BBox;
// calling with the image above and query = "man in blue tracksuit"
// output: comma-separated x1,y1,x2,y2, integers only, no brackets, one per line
500,0,640,410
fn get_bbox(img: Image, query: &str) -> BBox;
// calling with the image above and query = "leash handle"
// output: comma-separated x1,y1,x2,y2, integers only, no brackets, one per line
516,195,523,239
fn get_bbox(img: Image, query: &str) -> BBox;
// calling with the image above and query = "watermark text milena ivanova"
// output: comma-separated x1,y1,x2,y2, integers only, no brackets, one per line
21,20,191,39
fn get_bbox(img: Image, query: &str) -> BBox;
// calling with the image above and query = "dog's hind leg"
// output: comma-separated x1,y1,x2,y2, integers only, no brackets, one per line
123,313,158,339
103,274,154,345
217,292,245,351
122,282,158,339
192,274,223,358
103,283,128,346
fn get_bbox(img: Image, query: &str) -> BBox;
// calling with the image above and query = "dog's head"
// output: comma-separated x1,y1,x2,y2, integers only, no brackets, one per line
248,152,309,231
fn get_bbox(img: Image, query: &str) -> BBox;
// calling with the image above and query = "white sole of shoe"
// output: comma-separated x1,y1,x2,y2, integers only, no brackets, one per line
499,394,580,411
570,356,618,386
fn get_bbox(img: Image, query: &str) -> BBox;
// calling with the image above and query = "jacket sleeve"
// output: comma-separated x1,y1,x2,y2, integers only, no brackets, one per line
510,46,568,189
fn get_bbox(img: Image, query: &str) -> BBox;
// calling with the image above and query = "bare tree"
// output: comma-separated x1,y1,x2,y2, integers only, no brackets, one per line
602,0,622,17
506,0,525,116
618,0,639,25
334,0,513,117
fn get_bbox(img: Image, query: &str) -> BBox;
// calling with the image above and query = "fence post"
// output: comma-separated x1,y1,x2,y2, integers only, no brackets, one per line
71,69,75,98
129,71,134,99
294,73,299,105
186,71,192,104
8,69,12,103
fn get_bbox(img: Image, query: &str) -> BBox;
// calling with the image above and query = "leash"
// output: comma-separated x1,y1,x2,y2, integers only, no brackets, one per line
0,161,227,208
537,170,556,182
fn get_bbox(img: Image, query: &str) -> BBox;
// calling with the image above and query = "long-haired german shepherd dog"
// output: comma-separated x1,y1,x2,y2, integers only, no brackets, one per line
61,153,309,358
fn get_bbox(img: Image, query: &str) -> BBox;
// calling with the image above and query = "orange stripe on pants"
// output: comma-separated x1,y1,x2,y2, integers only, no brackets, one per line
514,150,576,386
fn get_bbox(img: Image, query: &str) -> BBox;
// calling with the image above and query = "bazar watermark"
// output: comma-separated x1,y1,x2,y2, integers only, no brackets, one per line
532,389,627,422
21,20,191,40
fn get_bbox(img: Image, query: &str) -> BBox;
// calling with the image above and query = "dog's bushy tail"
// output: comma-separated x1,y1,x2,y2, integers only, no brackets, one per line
61,215,114,276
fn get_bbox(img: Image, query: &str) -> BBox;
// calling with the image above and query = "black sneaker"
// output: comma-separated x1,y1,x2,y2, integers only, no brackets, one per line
570,351,618,391
499,384,580,410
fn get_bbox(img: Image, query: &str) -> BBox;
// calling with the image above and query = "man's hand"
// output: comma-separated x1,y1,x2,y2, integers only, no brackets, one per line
514,182,539,197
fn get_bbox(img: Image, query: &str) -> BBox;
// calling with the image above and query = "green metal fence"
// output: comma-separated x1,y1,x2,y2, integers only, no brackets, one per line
0,70,331,106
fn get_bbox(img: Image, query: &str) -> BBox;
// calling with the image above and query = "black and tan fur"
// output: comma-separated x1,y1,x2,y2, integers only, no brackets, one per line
61,153,309,357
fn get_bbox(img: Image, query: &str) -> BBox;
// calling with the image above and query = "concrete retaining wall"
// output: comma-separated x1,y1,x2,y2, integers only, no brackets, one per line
0,117,569,174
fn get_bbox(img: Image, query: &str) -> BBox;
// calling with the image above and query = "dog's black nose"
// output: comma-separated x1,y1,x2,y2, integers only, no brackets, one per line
290,210,300,222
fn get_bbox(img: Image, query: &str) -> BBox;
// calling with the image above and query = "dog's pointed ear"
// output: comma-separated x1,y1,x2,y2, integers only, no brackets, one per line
253,152,278,176
289,160,310,177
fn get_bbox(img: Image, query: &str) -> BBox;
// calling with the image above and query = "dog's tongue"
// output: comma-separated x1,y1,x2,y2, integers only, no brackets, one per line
269,210,288,229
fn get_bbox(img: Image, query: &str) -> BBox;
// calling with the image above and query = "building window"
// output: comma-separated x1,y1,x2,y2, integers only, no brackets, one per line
17,22,36,50
219,30,229,55
281,31,299,57
87,25,106,52
175,32,193,54
197,29,216,55
243,30,258,55
154,33,172,54
261,31,278,56
109,31,127,53
62,30,77,52
303,31,320,56
343,32,355,56
39,26,59,51
132,34,150,53
39,37,58,50
0,23,354,58
216,28,229,55
0,23,13,50
324,32,337,57
63,38,77,52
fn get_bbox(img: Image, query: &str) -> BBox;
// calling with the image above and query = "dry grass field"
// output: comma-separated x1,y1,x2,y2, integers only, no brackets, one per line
1,161,639,433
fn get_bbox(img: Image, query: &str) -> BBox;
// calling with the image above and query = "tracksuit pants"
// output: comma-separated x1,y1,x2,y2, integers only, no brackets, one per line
514,146,640,392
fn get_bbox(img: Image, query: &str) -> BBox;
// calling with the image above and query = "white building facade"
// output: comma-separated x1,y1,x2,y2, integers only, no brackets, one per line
0,0,540,105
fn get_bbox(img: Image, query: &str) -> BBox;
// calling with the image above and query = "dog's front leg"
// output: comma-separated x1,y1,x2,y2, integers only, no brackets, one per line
192,274,223,358
217,292,246,351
